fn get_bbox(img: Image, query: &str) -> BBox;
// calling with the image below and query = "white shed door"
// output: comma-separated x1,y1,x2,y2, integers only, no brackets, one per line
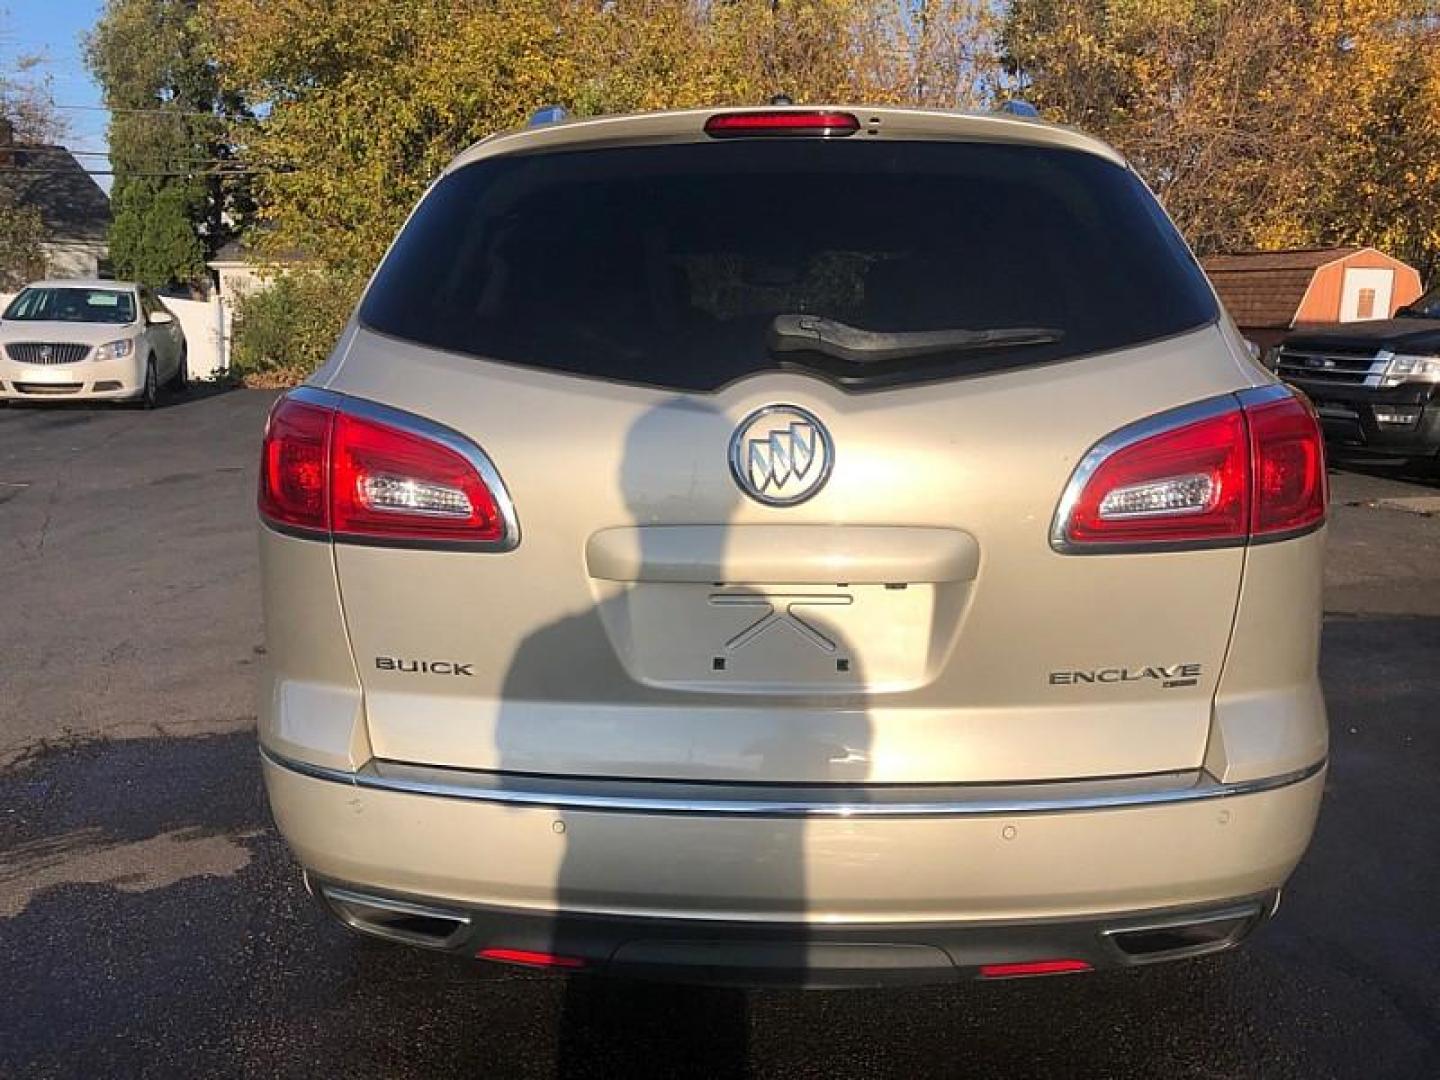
1340,267,1394,321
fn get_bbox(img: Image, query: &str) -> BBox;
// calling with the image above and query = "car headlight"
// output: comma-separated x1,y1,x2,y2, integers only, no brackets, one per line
1382,353,1440,386
94,339,135,362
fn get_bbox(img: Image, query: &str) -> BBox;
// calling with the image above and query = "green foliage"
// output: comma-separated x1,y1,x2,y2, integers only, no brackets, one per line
206,0,998,278
108,178,207,286
88,0,254,287
0,193,46,290
229,270,361,384
2,25,63,286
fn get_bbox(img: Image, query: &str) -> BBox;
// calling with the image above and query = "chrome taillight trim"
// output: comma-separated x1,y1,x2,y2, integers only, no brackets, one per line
269,385,521,552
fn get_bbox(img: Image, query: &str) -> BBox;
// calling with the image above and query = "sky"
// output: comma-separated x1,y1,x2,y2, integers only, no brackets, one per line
4,0,111,186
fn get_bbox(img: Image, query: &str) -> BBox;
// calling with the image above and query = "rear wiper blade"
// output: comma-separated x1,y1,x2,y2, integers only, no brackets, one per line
768,314,1062,364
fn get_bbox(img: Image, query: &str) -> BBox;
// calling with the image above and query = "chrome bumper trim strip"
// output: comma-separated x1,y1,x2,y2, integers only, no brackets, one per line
260,746,1325,819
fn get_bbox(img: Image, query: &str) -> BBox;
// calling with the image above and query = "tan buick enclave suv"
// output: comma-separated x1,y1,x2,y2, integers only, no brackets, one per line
256,106,1328,986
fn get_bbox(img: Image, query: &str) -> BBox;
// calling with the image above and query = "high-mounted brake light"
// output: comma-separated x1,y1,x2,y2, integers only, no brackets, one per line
704,110,860,138
1052,387,1326,553
259,390,516,549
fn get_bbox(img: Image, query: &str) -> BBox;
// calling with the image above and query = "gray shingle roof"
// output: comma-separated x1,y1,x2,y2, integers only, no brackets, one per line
0,144,112,243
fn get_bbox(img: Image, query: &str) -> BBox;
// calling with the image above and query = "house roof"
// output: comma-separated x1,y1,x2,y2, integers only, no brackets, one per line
0,144,111,243
1201,248,1361,329
1202,247,1362,273
209,234,308,266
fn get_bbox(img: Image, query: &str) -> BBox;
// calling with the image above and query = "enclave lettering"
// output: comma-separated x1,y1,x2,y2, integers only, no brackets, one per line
1050,663,1202,688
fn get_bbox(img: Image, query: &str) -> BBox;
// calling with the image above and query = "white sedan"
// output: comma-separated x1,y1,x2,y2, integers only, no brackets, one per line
0,280,187,408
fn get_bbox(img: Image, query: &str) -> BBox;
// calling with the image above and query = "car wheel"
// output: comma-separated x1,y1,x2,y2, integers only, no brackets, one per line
169,345,188,392
140,358,159,410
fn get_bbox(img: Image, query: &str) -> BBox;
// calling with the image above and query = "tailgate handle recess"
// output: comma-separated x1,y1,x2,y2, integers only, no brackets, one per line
585,526,979,584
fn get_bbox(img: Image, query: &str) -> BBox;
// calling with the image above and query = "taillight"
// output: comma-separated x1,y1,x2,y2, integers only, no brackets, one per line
258,390,517,550
330,411,503,543
1053,387,1326,553
1247,394,1327,537
259,399,332,532
704,110,860,138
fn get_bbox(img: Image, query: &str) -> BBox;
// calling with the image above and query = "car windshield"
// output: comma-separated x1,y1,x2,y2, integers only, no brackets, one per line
1399,284,1440,319
360,139,1218,392
2,287,137,326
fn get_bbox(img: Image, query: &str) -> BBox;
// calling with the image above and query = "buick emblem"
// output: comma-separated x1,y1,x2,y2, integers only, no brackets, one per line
39,345,52,362
729,405,834,506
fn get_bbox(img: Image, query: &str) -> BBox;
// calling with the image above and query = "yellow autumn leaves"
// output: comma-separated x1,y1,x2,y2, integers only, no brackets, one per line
203,0,1439,289
1005,0,1440,276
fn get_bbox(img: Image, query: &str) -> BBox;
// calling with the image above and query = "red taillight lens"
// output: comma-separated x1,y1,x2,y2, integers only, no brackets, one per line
704,110,860,138
258,393,511,548
979,959,1093,979
1062,407,1249,548
259,398,333,533
1247,395,1327,537
1055,388,1326,552
330,411,503,543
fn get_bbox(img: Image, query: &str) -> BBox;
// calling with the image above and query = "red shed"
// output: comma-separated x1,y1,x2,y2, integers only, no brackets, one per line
1201,247,1424,353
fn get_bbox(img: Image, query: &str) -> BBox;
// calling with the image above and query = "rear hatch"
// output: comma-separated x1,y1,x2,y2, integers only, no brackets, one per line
321,112,1254,785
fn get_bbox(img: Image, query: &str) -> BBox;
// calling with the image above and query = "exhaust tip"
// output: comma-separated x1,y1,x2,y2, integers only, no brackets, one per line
1104,903,1262,963
317,884,472,950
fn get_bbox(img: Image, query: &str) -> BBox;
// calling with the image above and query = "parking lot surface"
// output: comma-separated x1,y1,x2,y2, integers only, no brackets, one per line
1,390,1438,1078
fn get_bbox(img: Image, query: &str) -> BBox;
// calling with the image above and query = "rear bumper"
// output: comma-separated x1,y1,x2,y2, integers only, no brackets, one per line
308,872,1278,987
261,747,1325,984
1284,377,1440,462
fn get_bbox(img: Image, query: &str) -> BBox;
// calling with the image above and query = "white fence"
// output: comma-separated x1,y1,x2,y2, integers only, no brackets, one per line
167,296,231,380
1,291,231,381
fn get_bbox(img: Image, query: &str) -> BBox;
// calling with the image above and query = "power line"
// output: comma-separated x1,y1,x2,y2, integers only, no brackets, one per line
18,146,280,167
0,166,291,178
51,102,254,121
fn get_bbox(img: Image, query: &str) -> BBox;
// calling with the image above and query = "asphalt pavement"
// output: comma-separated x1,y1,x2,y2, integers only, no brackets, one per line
1,389,1437,1078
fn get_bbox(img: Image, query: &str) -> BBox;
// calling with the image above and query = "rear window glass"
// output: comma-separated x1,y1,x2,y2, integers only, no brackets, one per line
360,140,1216,392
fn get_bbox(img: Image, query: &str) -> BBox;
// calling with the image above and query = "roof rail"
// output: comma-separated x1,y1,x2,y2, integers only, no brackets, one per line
997,100,1040,119
528,105,569,128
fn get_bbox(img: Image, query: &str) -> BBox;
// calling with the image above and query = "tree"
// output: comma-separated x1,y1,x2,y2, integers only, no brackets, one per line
1001,0,1440,276
1,28,67,287
205,0,998,278
0,183,46,291
201,0,999,382
87,0,254,287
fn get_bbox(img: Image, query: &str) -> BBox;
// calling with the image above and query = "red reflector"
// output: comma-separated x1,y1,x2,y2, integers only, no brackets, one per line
1247,394,1327,537
478,947,586,969
259,398,333,533
704,110,860,138
980,959,1092,979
